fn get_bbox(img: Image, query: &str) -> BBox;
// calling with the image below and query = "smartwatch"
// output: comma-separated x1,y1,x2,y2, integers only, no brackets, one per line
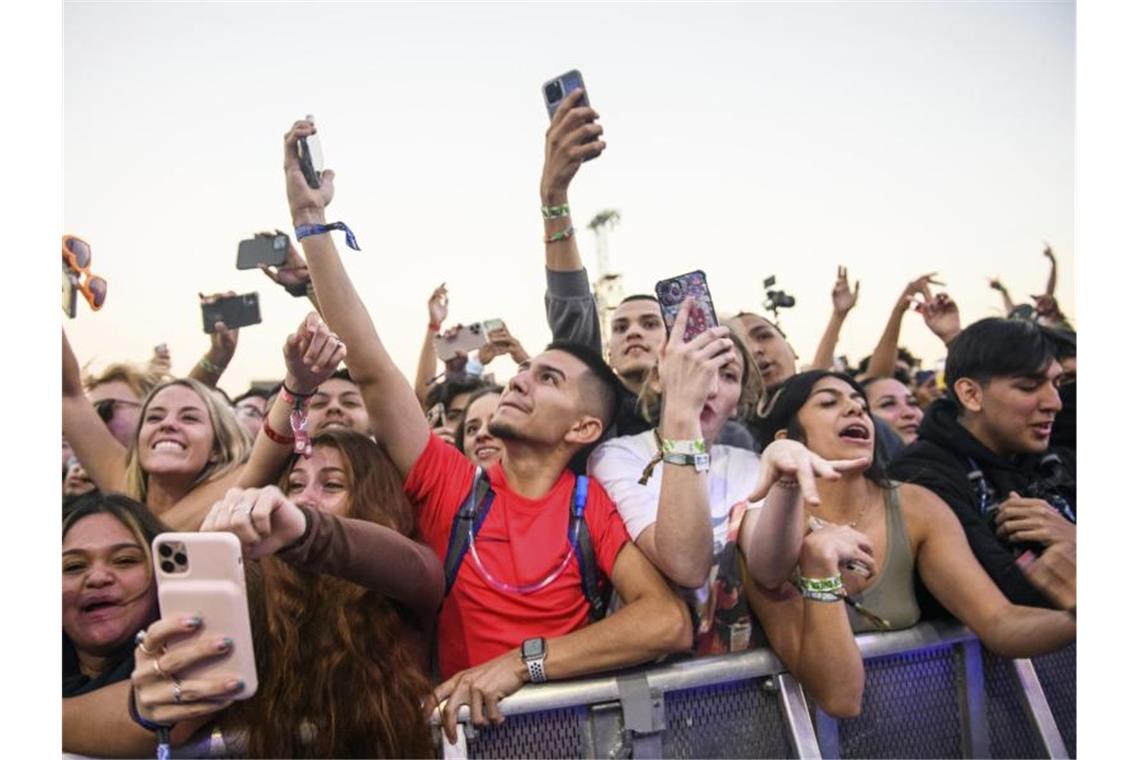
521,637,548,683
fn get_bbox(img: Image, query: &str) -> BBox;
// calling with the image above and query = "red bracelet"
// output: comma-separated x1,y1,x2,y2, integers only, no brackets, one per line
262,417,296,445
428,321,441,333
278,384,315,406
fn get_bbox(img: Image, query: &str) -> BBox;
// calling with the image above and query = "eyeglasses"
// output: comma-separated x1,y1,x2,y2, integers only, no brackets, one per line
93,398,142,423
62,235,108,311
235,405,266,421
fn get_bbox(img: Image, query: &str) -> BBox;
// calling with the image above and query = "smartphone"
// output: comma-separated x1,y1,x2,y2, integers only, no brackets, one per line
655,270,719,342
297,113,323,190
542,69,589,119
236,234,289,270
427,402,446,428
62,270,78,319
482,318,505,333
153,532,258,699
433,322,489,361
202,292,261,333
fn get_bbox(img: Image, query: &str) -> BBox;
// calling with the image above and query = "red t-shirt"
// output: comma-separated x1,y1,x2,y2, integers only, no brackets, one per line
404,435,631,679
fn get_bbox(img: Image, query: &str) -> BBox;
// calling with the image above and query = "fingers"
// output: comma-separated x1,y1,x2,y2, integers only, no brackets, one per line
283,120,315,170
747,468,774,504
156,634,234,677
827,456,870,472
136,615,203,663
439,681,466,745
666,298,694,347
794,457,821,505
470,687,486,728
485,692,505,726
249,486,285,540
852,280,861,299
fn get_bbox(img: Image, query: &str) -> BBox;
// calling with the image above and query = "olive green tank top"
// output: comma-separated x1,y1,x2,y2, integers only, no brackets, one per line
845,482,921,634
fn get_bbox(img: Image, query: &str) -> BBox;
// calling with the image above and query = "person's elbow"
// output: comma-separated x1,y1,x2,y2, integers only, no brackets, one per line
813,680,865,720
663,555,713,591
652,595,693,655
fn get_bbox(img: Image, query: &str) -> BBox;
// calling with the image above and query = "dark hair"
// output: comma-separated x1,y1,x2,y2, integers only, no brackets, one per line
63,492,168,546
944,318,1056,409
754,370,890,487
728,311,788,339
329,367,356,384
546,340,623,429
456,385,504,455
619,294,660,305
425,375,489,411
856,356,913,386
234,386,275,405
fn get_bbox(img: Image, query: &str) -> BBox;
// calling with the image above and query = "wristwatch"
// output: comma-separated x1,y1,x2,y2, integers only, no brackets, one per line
521,637,548,683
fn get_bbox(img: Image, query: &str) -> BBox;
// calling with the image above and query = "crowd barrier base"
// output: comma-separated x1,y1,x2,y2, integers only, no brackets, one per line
432,620,1075,759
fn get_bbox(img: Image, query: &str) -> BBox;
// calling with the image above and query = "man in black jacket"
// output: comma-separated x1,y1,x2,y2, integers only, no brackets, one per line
889,318,1075,611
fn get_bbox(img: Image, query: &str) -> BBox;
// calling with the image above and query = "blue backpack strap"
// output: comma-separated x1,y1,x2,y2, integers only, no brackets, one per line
443,467,494,595
570,475,610,622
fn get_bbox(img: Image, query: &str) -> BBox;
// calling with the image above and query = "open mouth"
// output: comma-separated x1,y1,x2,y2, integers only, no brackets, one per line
839,423,871,442
474,446,501,460
81,599,120,614
151,440,185,452
624,344,649,356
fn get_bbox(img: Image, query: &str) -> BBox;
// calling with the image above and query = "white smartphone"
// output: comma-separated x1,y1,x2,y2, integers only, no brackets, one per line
433,322,490,361
153,532,259,699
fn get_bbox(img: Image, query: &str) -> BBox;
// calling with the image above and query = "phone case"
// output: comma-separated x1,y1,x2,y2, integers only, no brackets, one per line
542,69,589,119
655,270,719,342
201,292,261,333
153,532,258,699
236,235,288,271
433,323,490,361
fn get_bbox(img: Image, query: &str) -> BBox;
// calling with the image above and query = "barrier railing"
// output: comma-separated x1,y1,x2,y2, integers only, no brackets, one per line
432,620,1075,759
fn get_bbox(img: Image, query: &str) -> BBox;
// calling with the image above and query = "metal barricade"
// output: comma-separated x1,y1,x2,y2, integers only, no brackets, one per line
433,621,1075,759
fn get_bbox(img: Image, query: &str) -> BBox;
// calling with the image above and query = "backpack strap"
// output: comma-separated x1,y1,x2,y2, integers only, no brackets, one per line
570,475,611,622
443,467,494,595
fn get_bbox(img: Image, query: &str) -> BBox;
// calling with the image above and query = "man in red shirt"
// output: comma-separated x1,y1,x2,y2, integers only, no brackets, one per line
281,119,692,743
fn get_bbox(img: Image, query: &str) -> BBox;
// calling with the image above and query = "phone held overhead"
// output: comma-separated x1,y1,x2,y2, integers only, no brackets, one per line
236,233,289,271
655,270,719,342
297,114,323,190
542,69,600,162
201,292,262,333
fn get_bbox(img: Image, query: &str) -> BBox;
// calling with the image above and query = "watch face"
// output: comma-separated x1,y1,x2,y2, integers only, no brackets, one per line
522,638,545,658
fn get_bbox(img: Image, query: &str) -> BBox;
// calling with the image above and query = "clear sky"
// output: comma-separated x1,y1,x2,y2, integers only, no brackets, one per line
62,0,1075,395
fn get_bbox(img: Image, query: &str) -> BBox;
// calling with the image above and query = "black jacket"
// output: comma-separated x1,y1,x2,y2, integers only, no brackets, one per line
888,398,1076,611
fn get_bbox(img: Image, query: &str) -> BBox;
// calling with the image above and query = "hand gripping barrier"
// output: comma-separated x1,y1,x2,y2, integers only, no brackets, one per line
431,620,1075,759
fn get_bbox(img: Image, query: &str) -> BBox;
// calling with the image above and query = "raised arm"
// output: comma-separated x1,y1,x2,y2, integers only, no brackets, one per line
282,120,429,477
989,277,1017,316
809,266,859,371
916,291,962,346
413,283,449,407
62,328,128,493
867,273,941,379
1043,244,1057,297
907,484,1075,658
432,541,691,743
541,88,607,351
187,291,240,388
257,231,324,314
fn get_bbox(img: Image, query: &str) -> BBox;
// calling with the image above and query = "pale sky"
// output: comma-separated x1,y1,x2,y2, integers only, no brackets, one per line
63,1,1075,396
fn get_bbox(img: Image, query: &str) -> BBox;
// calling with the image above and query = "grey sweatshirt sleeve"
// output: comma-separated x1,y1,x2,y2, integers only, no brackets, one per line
545,267,603,355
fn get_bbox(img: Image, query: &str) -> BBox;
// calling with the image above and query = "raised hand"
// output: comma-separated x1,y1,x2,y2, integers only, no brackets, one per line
283,119,334,225
915,291,962,344
658,298,735,428
428,283,449,329
199,486,308,559
1031,293,1061,319
540,88,605,202
899,272,944,310
1043,243,1056,262
199,291,240,365
257,230,311,294
283,312,348,394
988,277,1008,293
747,438,868,507
831,266,860,316
477,324,529,365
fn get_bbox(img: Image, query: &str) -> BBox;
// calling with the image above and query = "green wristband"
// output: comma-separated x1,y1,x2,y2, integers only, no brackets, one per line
544,225,575,244
797,574,844,594
541,203,570,219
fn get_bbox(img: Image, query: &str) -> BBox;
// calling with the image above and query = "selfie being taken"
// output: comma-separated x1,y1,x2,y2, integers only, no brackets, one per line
48,1,1108,757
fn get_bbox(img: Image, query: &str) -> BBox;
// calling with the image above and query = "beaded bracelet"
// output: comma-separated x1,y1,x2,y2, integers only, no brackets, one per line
801,589,844,603
544,225,575,244
541,203,571,219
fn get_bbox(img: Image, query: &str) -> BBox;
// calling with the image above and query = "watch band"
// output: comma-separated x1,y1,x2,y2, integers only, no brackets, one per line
662,451,711,473
521,638,548,683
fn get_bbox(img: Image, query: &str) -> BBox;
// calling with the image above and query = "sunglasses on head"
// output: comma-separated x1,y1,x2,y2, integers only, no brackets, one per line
62,235,108,311
94,398,141,423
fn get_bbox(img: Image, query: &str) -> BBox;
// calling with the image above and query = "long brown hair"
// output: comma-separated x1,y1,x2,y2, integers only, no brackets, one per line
228,429,434,758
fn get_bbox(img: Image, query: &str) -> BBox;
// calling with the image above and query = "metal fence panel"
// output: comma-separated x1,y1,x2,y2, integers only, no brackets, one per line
466,705,589,759
981,650,1047,758
834,644,964,758
662,677,796,759
1033,644,1076,757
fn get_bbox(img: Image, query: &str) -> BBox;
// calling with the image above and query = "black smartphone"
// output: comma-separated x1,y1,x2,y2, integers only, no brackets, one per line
202,292,262,334
236,234,289,270
542,69,590,119
297,114,323,190
655,270,719,343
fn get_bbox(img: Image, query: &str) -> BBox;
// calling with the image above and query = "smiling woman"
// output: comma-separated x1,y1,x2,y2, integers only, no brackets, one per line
62,494,166,697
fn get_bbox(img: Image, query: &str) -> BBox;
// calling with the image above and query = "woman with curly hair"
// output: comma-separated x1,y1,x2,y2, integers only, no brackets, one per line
131,428,443,758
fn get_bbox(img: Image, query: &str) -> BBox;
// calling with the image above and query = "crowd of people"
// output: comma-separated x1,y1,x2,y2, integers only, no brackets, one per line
61,94,1076,758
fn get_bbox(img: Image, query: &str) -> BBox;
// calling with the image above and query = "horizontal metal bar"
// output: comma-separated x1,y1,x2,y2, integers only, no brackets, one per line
431,621,978,725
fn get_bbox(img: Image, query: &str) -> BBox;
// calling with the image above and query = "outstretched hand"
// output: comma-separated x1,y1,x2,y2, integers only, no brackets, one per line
284,120,334,225
658,298,735,421
199,292,239,363
540,88,605,201
478,324,529,365
748,438,868,506
831,266,860,316
915,291,961,344
428,283,449,327
257,230,311,294
283,312,348,394
199,486,308,559
988,277,1008,293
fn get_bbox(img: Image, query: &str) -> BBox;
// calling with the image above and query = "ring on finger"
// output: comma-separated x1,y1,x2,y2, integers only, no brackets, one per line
173,680,184,704
153,659,171,680
135,629,159,657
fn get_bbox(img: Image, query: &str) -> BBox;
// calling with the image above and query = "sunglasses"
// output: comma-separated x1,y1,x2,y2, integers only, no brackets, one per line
62,235,108,311
94,398,141,423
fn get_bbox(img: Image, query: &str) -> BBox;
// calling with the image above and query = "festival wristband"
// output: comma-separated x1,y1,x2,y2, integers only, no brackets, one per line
262,417,295,446
797,574,844,595
660,438,709,456
295,222,361,251
801,589,844,603
541,203,570,219
544,225,574,244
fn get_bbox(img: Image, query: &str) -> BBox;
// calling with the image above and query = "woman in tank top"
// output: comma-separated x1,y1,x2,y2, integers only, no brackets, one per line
745,371,1075,715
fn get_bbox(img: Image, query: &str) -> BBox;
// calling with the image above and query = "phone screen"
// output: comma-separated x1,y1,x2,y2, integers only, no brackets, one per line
655,270,718,342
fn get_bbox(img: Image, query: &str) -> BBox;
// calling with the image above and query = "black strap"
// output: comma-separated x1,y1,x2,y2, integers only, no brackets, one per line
442,467,493,595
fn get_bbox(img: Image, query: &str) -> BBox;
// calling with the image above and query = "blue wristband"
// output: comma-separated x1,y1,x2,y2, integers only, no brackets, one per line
295,222,361,251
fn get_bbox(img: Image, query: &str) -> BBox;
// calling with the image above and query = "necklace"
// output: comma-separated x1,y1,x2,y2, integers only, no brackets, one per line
809,486,875,530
